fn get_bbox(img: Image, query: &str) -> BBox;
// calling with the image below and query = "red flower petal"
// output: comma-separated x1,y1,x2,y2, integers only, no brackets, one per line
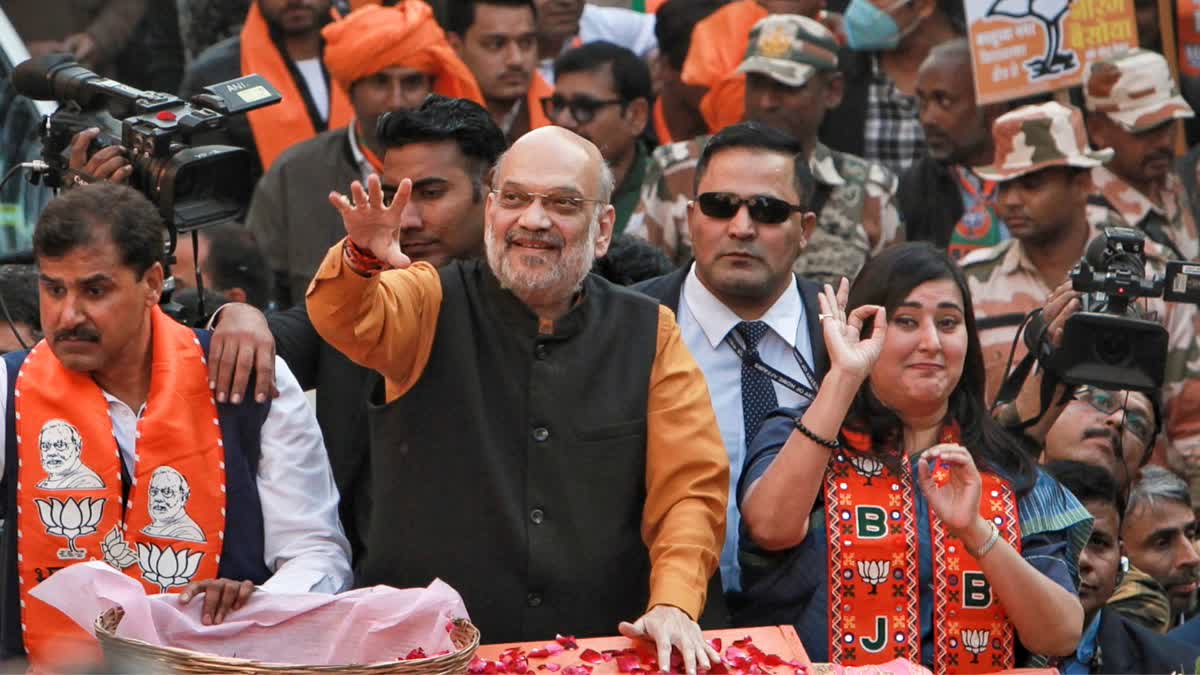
706,662,729,674
469,658,488,674
529,648,552,659
580,649,604,664
708,639,722,653
617,654,641,672
446,621,456,633
404,648,428,660
556,634,579,649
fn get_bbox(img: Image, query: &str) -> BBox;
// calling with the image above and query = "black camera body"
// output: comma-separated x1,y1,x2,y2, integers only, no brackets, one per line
1051,227,1200,392
13,54,281,233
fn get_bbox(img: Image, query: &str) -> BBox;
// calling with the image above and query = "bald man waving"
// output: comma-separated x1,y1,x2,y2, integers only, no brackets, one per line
306,126,729,671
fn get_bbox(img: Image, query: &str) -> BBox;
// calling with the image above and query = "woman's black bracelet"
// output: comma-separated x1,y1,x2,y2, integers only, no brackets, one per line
793,418,840,449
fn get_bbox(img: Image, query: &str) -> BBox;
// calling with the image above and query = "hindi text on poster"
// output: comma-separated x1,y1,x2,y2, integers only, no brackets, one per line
966,0,1137,104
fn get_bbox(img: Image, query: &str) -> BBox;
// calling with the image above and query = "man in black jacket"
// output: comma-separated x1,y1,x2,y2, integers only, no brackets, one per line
1044,460,1200,674
634,122,828,611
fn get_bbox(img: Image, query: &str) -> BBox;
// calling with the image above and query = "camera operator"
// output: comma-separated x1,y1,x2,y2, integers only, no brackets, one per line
960,102,1200,490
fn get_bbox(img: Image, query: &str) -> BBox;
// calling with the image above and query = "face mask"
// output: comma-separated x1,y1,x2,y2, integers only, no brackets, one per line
843,0,913,51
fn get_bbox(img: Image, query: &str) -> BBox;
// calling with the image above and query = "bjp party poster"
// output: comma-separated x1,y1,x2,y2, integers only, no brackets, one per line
966,0,1138,103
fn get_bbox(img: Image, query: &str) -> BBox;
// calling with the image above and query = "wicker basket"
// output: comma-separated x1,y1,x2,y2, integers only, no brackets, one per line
93,606,480,674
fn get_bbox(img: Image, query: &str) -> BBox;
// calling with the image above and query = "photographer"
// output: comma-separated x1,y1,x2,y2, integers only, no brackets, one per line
960,102,1200,486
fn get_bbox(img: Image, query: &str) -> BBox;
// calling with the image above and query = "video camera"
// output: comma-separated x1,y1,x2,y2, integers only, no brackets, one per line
1043,227,1200,392
12,54,281,234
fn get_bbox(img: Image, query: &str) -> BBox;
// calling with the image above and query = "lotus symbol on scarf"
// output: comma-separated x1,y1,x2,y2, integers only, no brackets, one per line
34,497,104,560
137,543,203,593
857,559,890,594
961,629,990,663
849,455,883,485
100,526,137,569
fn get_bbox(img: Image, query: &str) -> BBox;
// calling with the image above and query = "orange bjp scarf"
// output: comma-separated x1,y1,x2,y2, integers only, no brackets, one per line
240,1,355,172
16,307,226,669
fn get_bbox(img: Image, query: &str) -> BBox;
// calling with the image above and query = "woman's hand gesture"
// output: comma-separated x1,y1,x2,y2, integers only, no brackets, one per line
328,174,413,269
918,443,984,539
819,278,886,380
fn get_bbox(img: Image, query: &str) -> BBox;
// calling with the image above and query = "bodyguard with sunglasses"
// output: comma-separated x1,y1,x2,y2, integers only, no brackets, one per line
635,122,829,609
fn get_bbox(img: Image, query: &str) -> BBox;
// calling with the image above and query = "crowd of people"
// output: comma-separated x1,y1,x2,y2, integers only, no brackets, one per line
4,0,1200,673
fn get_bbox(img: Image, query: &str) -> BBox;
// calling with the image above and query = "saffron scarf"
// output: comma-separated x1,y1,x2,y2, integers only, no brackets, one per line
16,307,226,668
825,423,1020,674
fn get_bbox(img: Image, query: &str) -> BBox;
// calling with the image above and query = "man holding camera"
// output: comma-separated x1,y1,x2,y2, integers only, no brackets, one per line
0,183,352,670
960,102,1200,481
1083,49,1200,262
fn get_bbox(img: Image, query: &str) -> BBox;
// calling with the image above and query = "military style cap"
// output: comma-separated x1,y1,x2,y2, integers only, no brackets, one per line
975,102,1115,182
737,14,839,88
1084,48,1194,133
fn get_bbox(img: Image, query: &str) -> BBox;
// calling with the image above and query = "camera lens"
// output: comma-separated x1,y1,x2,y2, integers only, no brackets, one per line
1093,328,1132,366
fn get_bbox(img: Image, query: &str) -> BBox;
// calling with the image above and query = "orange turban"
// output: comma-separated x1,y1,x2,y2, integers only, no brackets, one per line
322,2,484,106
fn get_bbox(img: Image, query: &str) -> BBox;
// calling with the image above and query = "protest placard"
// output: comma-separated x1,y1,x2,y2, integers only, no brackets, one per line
966,0,1138,104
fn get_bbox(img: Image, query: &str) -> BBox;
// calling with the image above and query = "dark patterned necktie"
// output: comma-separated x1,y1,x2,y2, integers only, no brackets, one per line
735,321,778,446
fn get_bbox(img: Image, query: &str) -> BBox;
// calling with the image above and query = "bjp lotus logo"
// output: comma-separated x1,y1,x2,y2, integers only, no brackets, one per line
34,496,105,560
137,543,202,593
961,629,990,663
849,456,884,485
100,526,137,570
857,559,891,595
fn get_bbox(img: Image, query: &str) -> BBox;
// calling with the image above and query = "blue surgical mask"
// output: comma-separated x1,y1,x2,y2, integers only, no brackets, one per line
844,0,911,51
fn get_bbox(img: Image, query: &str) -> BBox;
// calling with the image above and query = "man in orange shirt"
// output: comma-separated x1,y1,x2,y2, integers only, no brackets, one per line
307,126,729,672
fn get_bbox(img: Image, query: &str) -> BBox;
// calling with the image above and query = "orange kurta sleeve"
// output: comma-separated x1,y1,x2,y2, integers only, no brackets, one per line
305,239,443,402
642,305,729,619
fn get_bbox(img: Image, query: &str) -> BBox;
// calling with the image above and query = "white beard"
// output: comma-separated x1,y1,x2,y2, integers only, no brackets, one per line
486,213,600,307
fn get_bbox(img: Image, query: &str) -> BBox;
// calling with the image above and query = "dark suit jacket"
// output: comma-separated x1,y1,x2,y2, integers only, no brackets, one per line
631,267,830,629
632,267,831,382
1095,607,1200,674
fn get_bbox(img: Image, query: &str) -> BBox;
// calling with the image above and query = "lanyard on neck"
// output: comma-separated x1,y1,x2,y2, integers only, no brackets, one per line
723,331,818,399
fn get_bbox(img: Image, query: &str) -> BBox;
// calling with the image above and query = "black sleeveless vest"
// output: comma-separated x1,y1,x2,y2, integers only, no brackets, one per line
359,260,660,643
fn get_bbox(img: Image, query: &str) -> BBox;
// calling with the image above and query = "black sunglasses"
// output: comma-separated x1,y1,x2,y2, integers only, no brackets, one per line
540,95,625,124
694,192,805,224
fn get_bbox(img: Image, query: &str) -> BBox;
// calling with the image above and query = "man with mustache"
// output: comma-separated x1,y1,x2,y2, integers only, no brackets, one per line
1083,49,1200,262
0,183,351,670
902,38,1009,260
446,0,552,142
1122,467,1200,627
532,0,657,86
245,2,483,308
629,14,902,287
180,0,353,176
546,41,653,236
633,122,826,609
1045,461,1200,672
306,126,729,672
959,103,1200,478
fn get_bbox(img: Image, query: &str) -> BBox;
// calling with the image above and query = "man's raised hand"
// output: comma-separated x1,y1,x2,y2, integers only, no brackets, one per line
327,174,413,270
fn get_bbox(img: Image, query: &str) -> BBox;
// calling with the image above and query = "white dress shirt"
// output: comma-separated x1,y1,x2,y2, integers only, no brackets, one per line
537,3,658,84
0,356,353,595
677,264,816,592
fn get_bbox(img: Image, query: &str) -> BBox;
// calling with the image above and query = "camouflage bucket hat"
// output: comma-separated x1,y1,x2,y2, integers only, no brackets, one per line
1084,48,1194,133
975,102,1115,182
737,14,839,88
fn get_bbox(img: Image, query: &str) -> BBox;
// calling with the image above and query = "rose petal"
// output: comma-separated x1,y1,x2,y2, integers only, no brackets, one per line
706,662,729,674
556,635,578,650
544,665,561,672
708,638,722,653
469,658,487,674
580,649,603,664
616,654,641,672
529,648,551,659
405,648,428,660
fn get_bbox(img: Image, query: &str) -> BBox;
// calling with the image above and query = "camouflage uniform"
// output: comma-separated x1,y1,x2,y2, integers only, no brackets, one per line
1083,49,1199,261
1108,565,1174,634
1087,166,1200,261
627,139,903,286
966,101,1200,470
625,13,905,287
